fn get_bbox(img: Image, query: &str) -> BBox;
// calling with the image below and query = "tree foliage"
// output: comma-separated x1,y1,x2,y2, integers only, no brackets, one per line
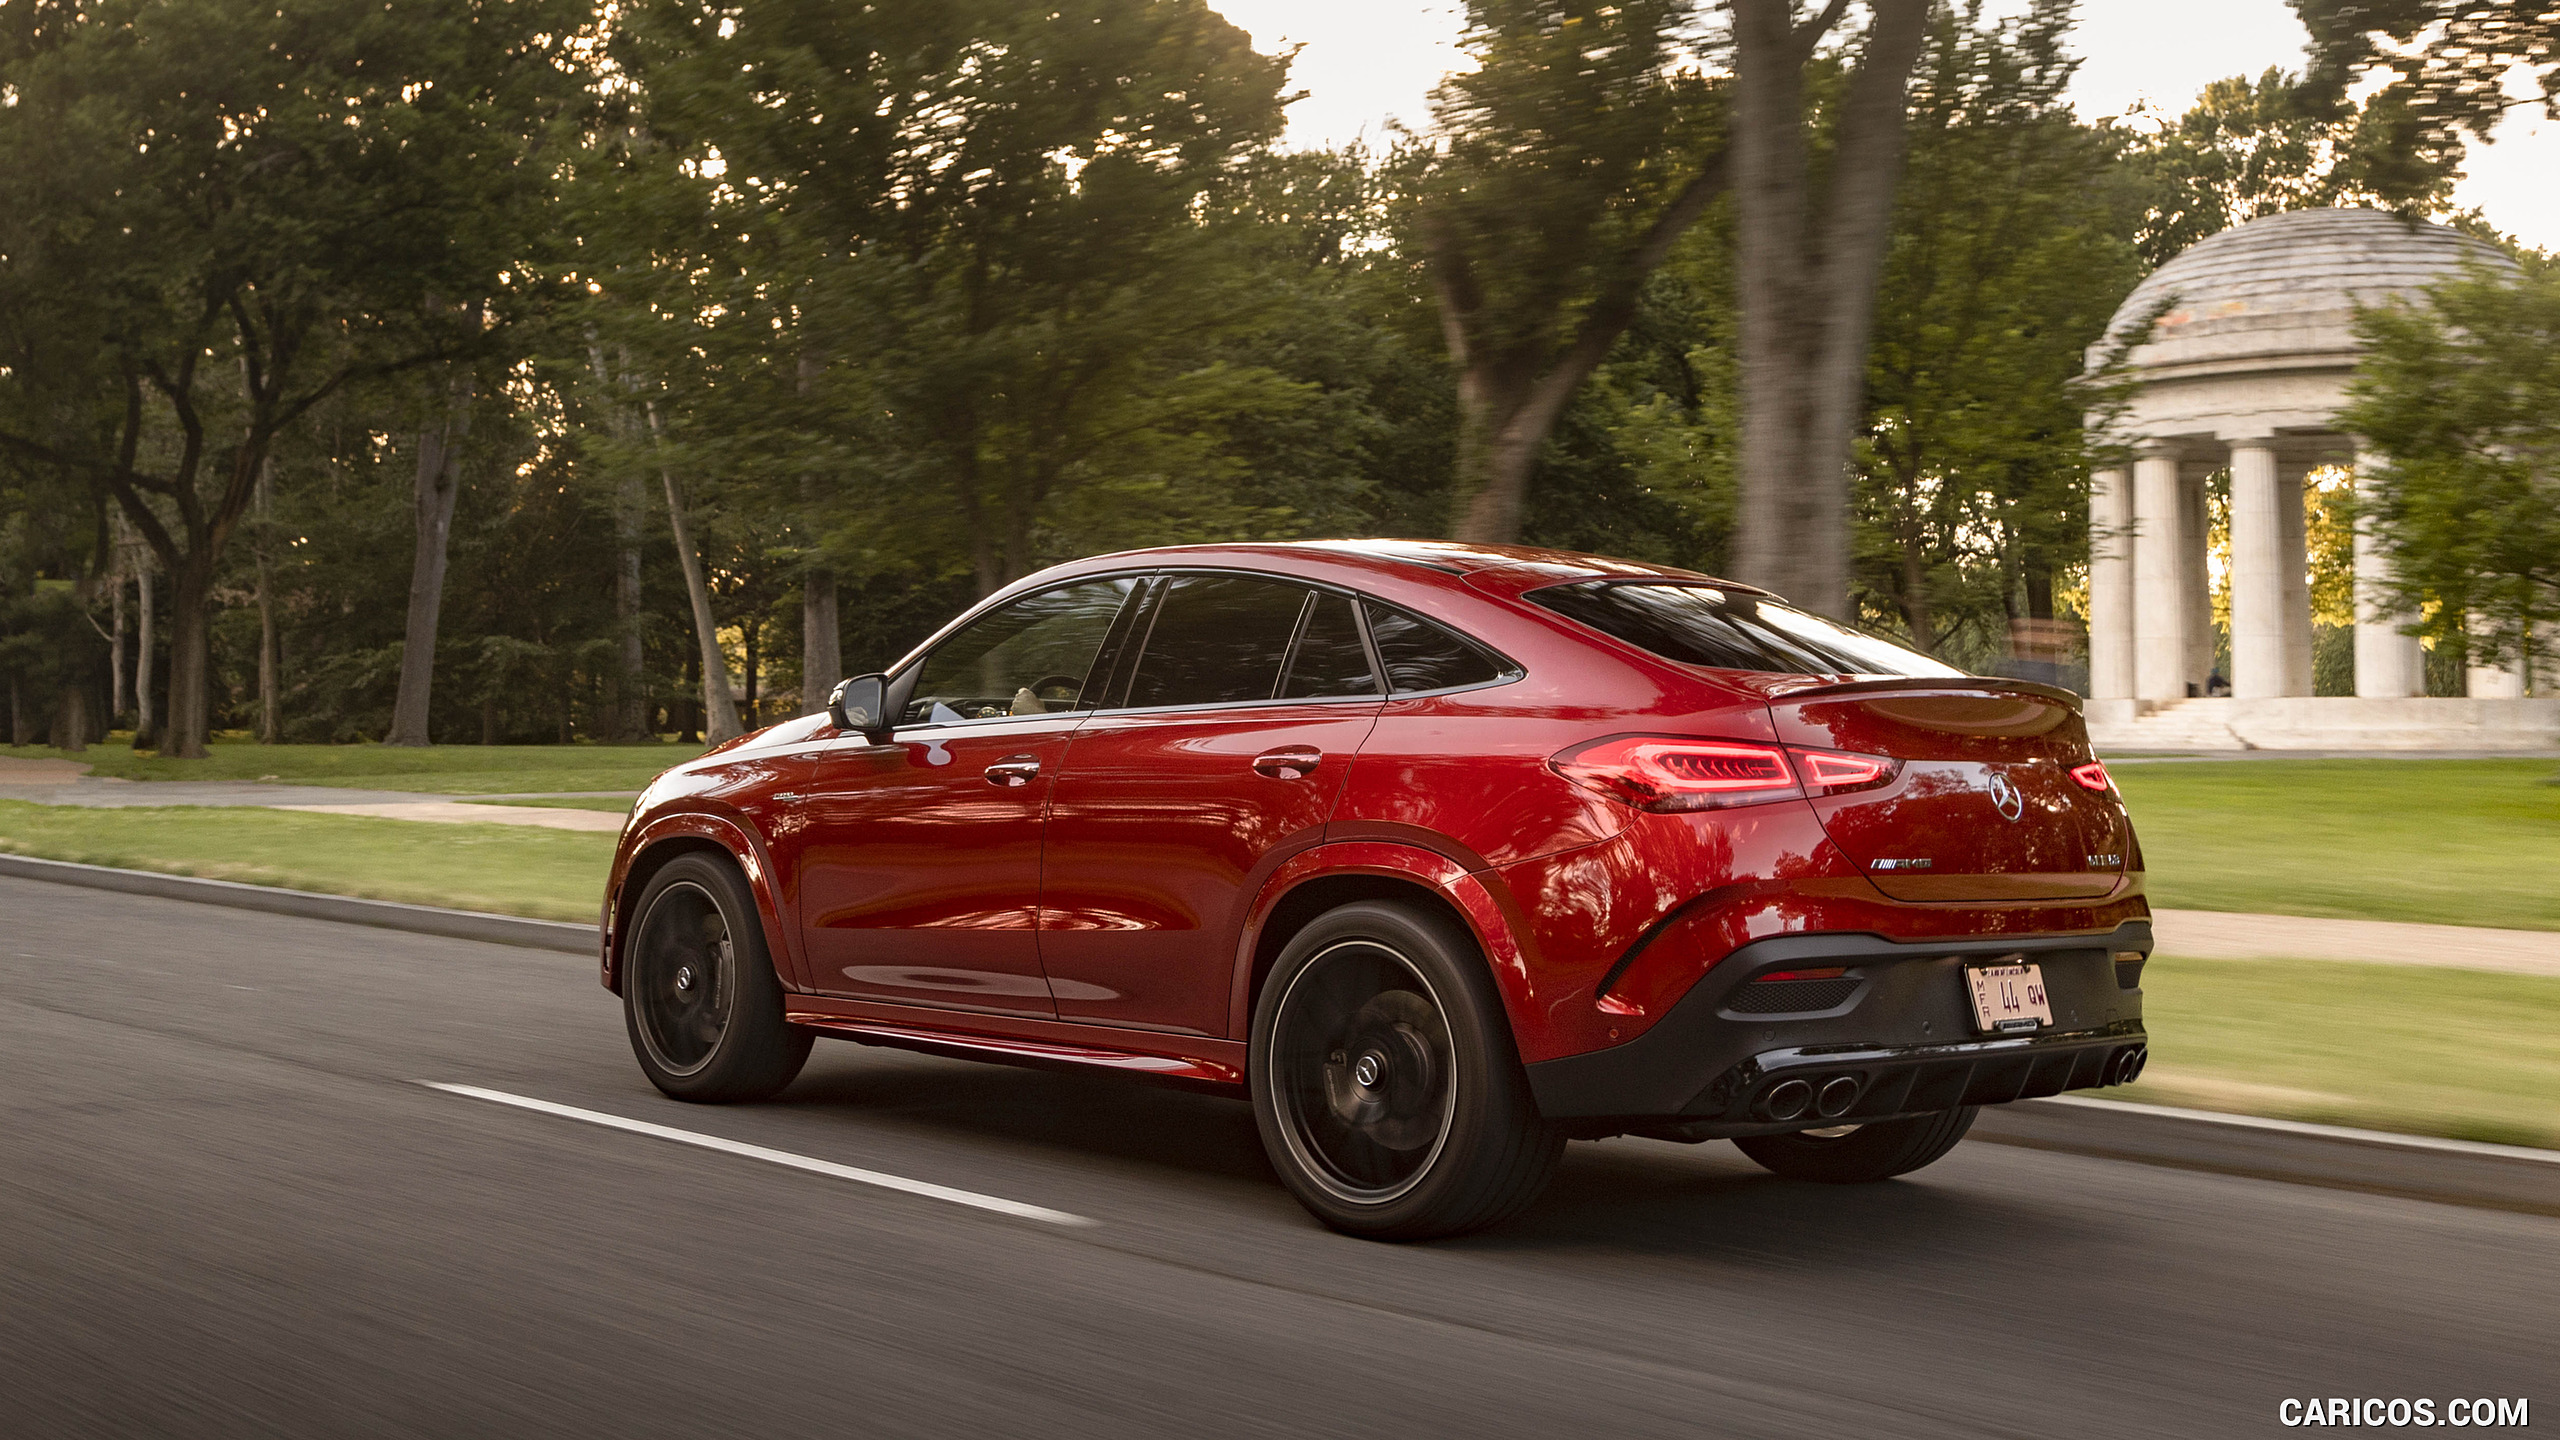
10,0,2521,749
2340,258,2560,683
1853,0,2145,659
2294,0,2560,205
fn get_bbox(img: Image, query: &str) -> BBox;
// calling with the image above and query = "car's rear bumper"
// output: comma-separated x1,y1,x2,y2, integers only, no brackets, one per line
1523,921,2151,1130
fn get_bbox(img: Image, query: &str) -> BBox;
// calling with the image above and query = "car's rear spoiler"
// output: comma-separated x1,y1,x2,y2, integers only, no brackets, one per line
1757,674,2088,711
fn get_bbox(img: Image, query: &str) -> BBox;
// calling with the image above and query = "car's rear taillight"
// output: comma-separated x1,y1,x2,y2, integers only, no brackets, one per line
1550,737,1801,813
2069,761,2112,792
1790,747,1899,794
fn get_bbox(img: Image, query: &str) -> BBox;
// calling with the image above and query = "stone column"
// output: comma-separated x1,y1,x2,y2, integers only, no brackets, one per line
2180,459,2215,694
2278,461,2316,696
2467,614,2527,698
2131,445,2189,702
2351,451,2425,698
2227,437,2285,698
2087,465,2135,700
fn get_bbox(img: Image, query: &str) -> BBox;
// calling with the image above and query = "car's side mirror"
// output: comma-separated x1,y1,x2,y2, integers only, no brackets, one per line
828,674,892,743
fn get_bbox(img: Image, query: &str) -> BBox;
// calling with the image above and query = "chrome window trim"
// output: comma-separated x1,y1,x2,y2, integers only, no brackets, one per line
889,562,1528,729
887,570,1154,731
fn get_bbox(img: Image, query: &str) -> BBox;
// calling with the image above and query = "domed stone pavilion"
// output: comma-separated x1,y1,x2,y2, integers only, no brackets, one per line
2080,207,2556,749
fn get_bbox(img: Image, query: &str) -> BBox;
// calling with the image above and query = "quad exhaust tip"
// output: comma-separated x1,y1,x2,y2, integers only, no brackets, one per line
1815,1075,1861,1118
1761,1074,1861,1122
1763,1078,1815,1121
2110,1046,2149,1086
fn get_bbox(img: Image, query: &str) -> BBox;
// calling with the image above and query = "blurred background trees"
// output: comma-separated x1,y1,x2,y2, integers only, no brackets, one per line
1,0,2547,750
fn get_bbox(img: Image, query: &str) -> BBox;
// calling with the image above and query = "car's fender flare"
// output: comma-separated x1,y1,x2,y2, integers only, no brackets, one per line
607,810,798,993
1227,840,1544,1041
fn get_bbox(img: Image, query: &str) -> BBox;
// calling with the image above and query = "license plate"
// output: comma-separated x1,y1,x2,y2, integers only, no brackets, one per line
1965,961,2051,1034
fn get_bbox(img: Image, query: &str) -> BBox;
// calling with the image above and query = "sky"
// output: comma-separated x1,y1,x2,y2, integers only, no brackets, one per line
1209,0,2560,250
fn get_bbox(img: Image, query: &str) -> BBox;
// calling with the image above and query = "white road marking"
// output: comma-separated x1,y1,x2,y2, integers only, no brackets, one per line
423,1083,1098,1226
2044,1095,2560,1164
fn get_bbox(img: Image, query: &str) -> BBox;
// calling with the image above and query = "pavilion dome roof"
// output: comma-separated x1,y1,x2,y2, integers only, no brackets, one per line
2090,207,2512,380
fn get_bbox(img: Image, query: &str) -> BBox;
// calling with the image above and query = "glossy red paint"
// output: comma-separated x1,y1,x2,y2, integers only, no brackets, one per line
1039,700,1381,1034
785,714,1073,1017
1767,683,2128,902
603,539,2150,1117
603,757,812,993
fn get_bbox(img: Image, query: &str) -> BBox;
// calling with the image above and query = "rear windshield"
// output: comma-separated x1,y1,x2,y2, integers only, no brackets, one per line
1525,581,1964,678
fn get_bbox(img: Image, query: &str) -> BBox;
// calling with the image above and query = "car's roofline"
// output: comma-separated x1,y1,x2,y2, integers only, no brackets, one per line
1033,539,1774,593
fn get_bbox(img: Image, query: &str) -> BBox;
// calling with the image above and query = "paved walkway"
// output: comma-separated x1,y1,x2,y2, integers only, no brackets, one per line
269,800,626,832
2108,750,2560,763
0,761,630,833
2152,907,2558,976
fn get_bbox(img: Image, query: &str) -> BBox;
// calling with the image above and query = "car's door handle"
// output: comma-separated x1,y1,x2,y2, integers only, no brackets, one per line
985,755,1042,788
1252,747,1323,780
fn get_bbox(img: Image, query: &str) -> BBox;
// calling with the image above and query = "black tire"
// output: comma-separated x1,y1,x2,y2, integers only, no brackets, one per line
1250,900,1562,1240
622,853,813,1103
1731,1106,1979,1184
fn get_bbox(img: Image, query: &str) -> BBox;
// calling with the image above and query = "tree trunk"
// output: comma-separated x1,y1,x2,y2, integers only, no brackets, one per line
51,682,87,753
795,354,842,715
1729,0,1931,619
110,546,128,723
1448,371,1574,543
257,547,280,744
161,560,214,759
385,376,474,746
587,339,654,743
658,465,745,743
132,549,156,749
251,461,284,744
801,568,840,715
608,476,649,740
1431,161,1729,544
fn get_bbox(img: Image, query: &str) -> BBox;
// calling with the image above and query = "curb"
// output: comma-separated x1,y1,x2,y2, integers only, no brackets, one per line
0,853,596,955
1976,1096,2559,1217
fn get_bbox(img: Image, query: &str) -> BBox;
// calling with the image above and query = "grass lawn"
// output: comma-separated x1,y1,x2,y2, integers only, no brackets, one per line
1,736,702,796
2117,954,2560,1149
0,800,613,922
2113,758,2560,931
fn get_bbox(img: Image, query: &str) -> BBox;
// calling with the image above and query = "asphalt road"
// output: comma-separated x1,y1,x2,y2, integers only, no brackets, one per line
3,875,2550,1439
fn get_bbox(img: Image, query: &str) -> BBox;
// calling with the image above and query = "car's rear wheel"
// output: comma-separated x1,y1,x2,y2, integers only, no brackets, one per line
1732,1106,1978,1183
1250,900,1561,1240
623,853,812,1103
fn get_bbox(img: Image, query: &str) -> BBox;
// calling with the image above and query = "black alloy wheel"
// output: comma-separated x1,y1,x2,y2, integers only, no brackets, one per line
1251,900,1561,1240
630,878,734,1076
1269,940,1459,1203
622,853,812,1103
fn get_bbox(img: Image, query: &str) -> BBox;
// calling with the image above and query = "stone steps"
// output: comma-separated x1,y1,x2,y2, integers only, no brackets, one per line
2085,695,2560,752
2093,698,2249,751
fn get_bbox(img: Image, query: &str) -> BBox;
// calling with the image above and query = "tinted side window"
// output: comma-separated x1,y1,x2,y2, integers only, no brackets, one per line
1363,602,1510,693
1281,592,1381,699
904,578,1137,725
1524,581,1963,678
1125,575,1308,709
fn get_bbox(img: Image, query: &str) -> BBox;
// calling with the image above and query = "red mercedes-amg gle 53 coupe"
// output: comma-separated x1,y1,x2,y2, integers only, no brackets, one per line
602,541,2150,1238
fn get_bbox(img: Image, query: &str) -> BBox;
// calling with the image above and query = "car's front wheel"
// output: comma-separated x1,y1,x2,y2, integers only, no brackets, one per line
1250,900,1562,1240
622,852,812,1103
1731,1106,1978,1183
